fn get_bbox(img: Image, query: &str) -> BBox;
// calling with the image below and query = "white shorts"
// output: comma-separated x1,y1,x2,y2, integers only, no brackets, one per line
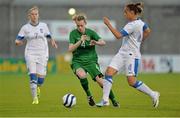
25,54,48,76
109,52,140,76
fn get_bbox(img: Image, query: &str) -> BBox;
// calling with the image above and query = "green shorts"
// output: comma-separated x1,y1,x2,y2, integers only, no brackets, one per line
71,62,103,81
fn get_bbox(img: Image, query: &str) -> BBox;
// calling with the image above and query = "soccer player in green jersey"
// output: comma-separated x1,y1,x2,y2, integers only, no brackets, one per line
68,13,119,107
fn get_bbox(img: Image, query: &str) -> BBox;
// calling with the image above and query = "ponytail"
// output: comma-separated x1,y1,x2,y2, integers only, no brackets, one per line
135,2,144,14
126,2,144,15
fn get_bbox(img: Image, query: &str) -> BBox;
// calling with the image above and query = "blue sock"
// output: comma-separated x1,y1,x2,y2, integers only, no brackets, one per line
29,73,38,98
133,80,143,88
30,74,37,84
37,77,44,86
105,75,113,84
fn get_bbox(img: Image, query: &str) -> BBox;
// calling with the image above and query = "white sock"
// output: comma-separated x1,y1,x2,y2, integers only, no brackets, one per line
103,76,113,102
136,83,155,98
30,82,37,99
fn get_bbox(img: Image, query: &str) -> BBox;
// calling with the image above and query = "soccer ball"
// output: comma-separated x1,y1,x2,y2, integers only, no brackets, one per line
62,93,76,108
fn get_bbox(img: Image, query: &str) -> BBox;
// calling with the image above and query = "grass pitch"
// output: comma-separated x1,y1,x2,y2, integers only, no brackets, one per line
0,73,180,117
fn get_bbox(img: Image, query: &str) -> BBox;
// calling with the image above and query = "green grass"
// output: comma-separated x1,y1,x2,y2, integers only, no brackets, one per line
0,73,180,117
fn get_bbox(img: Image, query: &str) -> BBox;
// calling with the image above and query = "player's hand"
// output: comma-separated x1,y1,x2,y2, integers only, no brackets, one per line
103,17,110,26
81,35,87,41
51,39,58,49
90,40,97,46
15,40,24,46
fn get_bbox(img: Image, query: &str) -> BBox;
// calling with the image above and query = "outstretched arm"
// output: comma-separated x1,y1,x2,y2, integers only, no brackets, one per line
90,39,106,46
103,17,123,40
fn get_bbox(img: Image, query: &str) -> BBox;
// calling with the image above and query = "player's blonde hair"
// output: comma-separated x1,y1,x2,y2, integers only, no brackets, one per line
27,6,39,19
72,13,87,24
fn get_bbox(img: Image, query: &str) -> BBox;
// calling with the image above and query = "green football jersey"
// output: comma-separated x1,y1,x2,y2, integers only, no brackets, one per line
69,28,101,64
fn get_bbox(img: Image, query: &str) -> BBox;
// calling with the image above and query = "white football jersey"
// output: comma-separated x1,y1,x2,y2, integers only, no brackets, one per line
17,22,51,57
119,19,148,59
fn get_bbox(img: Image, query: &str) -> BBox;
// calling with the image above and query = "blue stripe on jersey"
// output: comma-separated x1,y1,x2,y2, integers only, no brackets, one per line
46,34,52,39
134,59,139,77
16,35,25,40
143,23,148,31
120,29,129,36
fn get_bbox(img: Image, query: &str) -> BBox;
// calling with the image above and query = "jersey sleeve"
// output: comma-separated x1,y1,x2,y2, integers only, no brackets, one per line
44,24,52,39
16,26,26,40
91,30,101,41
143,22,149,31
119,23,134,37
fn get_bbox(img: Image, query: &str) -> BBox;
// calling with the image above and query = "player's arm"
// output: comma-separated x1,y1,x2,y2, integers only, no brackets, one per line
46,34,58,49
68,35,86,52
15,35,25,46
15,39,24,46
103,17,123,40
46,35,58,49
49,38,58,49
143,27,151,41
44,24,58,49
15,26,25,46
142,22,151,41
90,39,106,46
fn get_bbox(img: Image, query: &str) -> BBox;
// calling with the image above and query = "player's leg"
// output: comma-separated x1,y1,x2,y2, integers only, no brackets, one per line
96,53,123,107
126,58,160,108
77,68,95,106
71,63,95,106
87,63,119,107
36,59,47,99
96,67,118,107
25,55,38,104
37,75,45,87
95,75,119,107
36,74,45,99
29,73,39,104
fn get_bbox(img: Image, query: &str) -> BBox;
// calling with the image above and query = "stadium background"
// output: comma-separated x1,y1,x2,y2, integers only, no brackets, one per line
0,0,180,74
0,0,180,117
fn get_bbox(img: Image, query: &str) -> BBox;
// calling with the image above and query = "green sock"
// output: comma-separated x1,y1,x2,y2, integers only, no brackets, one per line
80,78,91,96
109,90,116,102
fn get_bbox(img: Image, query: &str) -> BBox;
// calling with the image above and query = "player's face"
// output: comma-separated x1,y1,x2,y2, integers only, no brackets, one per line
123,7,134,20
76,20,86,34
29,9,39,23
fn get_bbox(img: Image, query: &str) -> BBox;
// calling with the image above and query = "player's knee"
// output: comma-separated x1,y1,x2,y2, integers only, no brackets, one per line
76,68,87,79
127,76,143,88
127,76,136,87
128,82,134,87
105,67,116,76
105,70,112,76
77,72,87,79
